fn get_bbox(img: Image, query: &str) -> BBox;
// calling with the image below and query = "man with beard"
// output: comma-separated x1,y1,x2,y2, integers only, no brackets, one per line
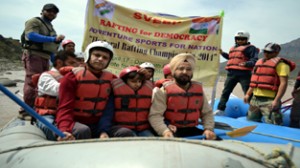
55,41,117,141
20,3,65,120
148,53,217,139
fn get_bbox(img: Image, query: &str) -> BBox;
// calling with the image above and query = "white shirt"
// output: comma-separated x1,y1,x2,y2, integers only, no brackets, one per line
37,67,61,96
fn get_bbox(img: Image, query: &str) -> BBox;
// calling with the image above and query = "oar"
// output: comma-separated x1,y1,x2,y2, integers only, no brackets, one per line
0,84,65,138
187,125,257,139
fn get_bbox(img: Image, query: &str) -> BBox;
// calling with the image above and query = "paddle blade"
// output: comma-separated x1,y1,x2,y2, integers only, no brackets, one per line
226,125,257,138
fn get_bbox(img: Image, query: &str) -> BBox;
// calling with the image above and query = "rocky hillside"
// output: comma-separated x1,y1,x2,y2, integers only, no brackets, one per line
0,35,23,72
220,38,300,78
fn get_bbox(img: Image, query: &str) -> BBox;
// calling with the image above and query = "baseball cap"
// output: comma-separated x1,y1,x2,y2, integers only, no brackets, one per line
42,3,59,13
263,43,281,53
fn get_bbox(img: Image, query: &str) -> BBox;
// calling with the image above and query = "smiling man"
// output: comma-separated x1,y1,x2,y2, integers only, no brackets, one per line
55,41,117,141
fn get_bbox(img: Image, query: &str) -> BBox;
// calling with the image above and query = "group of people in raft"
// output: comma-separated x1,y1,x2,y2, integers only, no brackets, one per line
31,40,218,141
18,3,299,142
32,38,300,142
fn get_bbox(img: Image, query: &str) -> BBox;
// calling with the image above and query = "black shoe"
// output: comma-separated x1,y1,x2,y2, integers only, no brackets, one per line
18,110,32,121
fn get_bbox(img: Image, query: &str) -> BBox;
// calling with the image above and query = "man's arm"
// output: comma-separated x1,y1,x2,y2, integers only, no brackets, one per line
97,93,115,136
148,87,169,136
272,62,291,109
244,46,258,67
55,72,77,132
38,72,60,96
200,93,214,131
219,49,229,60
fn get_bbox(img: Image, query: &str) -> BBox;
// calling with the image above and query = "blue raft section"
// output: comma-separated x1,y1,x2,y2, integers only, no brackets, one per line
210,116,300,147
192,97,300,147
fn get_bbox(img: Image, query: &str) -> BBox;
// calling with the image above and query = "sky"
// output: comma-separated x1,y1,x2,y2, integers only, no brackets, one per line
1,0,299,62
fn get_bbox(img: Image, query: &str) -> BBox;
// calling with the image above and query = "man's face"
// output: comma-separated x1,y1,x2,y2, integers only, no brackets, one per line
88,50,111,71
173,62,193,86
42,9,57,21
64,43,75,53
235,37,248,46
263,50,278,59
64,56,79,67
144,68,154,80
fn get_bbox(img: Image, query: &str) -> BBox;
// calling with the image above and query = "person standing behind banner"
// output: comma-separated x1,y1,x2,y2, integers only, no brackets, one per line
56,41,117,141
34,51,78,140
290,70,300,128
149,53,217,139
140,62,155,83
244,43,296,125
109,66,155,137
214,30,258,115
155,63,173,88
62,39,75,54
19,3,65,120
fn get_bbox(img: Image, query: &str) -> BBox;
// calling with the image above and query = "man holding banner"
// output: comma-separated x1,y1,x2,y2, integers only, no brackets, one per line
214,30,258,115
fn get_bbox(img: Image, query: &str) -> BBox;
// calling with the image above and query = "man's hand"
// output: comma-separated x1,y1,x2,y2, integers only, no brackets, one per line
168,124,177,133
162,130,174,138
55,34,65,42
57,131,75,141
244,94,250,103
99,132,109,139
203,130,216,140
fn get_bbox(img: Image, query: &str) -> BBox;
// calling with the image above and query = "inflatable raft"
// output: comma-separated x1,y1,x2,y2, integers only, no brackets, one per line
0,118,299,168
205,97,300,147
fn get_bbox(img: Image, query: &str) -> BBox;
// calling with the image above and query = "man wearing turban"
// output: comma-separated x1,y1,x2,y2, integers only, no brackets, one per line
149,53,216,139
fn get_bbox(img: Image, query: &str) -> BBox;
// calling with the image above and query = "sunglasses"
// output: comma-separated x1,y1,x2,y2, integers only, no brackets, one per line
263,50,274,54
235,37,247,41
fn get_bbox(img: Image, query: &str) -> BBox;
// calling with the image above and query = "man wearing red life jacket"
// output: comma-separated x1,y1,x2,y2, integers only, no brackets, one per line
34,50,78,140
290,71,300,128
244,43,296,125
214,30,259,115
56,41,117,141
149,53,217,140
154,63,173,88
109,66,155,137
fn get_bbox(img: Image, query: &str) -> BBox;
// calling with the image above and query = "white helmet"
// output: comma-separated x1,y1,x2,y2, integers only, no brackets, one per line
235,30,250,39
140,62,155,70
84,41,114,63
76,52,85,59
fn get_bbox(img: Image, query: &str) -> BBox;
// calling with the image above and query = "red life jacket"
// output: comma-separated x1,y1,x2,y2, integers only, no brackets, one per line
34,70,63,115
226,45,255,71
112,79,153,131
250,57,296,91
72,67,114,124
163,81,203,128
154,78,171,88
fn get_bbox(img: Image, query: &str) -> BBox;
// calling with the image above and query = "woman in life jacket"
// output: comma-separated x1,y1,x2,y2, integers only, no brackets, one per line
109,66,156,137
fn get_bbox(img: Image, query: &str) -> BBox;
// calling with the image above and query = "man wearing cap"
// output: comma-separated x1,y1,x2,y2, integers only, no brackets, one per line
214,30,259,115
20,3,65,120
56,41,117,141
244,43,296,125
149,53,217,139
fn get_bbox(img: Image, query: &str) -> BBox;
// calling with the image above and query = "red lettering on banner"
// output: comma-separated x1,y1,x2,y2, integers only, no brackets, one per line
133,12,181,25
